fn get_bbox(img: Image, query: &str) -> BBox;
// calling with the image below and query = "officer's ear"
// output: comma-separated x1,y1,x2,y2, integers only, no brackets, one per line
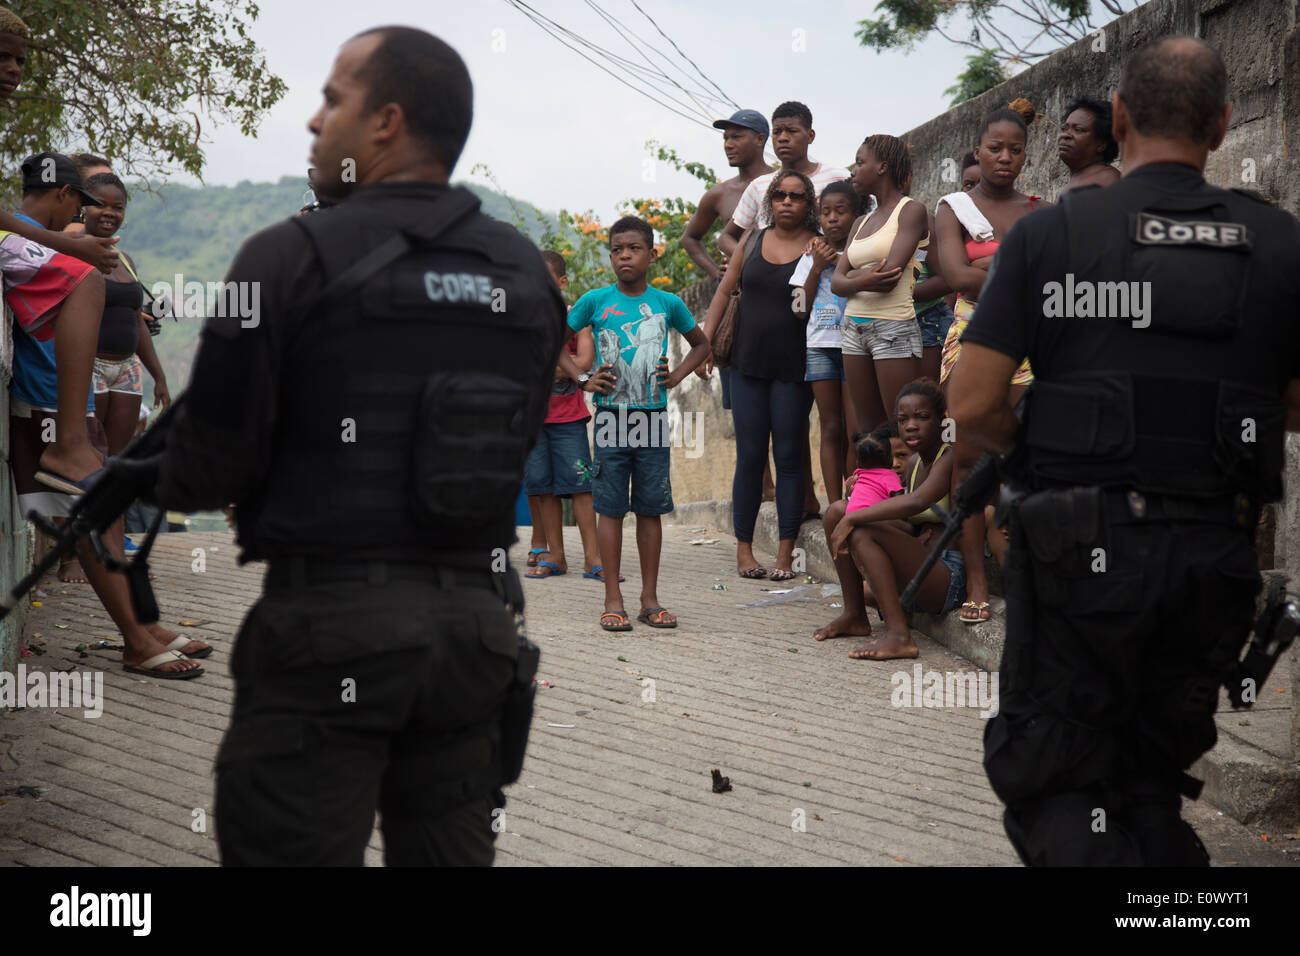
1208,101,1231,152
1111,91,1129,146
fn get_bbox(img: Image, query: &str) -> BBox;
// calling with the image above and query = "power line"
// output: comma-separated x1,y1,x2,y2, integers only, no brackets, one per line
505,0,719,130
627,0,738,111
584,0,733,117
503,0,733,132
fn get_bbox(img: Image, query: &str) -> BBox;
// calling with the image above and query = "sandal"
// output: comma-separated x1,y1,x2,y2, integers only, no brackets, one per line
526,561,566,579
166,635,213,659
738,566,768,579
600,610,632,632
769,568,796,582
526,548,549,568
637,607,677,628
123,650,204,680
959,601,991,624
583,565,626,583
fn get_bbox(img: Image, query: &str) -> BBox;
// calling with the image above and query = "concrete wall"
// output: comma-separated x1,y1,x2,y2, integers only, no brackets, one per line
902,0,1298,213
0,306,32,675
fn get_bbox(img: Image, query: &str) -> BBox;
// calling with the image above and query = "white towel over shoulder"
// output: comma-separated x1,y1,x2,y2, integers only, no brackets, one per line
937,191,994,242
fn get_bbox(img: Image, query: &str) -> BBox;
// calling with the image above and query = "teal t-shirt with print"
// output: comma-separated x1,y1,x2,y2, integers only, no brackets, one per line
567,285,696,410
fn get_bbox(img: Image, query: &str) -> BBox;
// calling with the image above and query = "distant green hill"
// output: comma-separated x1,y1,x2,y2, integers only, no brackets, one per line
117,176,559,396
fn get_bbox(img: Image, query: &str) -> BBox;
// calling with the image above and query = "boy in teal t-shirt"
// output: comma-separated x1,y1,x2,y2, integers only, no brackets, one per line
562,216,709,632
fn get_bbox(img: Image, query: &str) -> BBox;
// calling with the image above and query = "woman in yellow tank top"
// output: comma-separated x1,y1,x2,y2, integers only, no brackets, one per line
813,379,967,659
831,135,928,435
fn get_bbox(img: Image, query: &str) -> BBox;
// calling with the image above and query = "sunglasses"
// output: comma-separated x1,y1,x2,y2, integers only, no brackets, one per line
771,189,807,202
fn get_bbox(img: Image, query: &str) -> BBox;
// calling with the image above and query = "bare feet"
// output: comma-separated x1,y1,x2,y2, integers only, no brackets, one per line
813,610,873,641
848,631,919,660
58,558,89,584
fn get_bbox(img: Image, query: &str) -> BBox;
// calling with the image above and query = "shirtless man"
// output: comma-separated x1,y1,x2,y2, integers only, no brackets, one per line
680,109,772,281
1058,97,1121,193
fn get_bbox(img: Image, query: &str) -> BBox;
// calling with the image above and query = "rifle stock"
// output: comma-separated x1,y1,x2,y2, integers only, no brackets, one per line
899,451,1001,609
0,396,182,621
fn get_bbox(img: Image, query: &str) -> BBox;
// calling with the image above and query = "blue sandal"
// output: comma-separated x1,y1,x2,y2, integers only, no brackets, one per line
583,565,625,583
526,560,566,579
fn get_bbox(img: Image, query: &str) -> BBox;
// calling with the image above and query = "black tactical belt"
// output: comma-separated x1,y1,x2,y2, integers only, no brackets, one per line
1103,489,1258,530
265,556,504,593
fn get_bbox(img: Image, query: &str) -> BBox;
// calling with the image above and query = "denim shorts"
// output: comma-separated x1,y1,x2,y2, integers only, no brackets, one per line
939,549,967,613
915,301,956,350
902,548,967,615
841,316,923,360
590,408,673,517
523,418,594,497
805,346,845,382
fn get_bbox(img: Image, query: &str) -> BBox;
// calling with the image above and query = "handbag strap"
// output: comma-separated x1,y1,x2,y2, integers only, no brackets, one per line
734,227,763,294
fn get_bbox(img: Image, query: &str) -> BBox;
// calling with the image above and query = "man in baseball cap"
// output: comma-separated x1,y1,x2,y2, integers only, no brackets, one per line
20,151,106,207
712,108,770,140
681,110,774,284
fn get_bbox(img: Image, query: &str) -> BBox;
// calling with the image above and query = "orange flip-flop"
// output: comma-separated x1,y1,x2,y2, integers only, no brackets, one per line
637,607,677,629
600,610,632,632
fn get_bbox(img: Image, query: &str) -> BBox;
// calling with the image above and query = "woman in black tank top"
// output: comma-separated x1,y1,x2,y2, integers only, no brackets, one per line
702,171,819,581
83,174,171,457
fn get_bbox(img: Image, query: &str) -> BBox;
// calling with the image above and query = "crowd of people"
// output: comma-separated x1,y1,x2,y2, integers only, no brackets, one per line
0,10,200,678
532,95,1126,656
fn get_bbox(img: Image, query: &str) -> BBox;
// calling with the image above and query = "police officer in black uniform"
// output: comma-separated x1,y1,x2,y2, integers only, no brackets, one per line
153,27,566,865
948,36,1300,865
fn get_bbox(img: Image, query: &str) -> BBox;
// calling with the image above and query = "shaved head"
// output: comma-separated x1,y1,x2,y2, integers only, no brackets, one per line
1118,36,1227,146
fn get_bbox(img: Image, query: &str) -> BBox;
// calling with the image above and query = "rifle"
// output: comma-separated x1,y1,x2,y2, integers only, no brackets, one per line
1226,575,1299,709
0,397,180,625
900,450,1003,609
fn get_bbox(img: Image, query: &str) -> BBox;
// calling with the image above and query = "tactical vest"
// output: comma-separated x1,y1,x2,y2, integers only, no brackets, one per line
250,186,566,561
1020,177,1297,502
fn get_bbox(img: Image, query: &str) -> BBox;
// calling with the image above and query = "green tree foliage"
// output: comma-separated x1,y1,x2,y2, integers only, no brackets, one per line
944,50,1006,106
856,0,1130,101
2,0,285,192
117,175,560,395
473,145,722,303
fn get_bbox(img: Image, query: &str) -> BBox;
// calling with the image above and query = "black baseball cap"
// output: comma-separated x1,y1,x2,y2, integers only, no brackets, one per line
713,109,769,139
19,152,104,205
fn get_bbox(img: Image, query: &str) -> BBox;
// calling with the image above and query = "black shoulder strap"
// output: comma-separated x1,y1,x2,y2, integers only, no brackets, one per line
736,227,763,292
285,186,482,343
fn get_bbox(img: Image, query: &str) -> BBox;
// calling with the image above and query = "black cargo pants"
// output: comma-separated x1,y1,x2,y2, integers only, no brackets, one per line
215,564,523,866
984,487,1260,866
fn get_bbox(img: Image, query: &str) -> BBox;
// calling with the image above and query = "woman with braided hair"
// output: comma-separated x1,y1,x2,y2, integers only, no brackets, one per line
831,134,928,436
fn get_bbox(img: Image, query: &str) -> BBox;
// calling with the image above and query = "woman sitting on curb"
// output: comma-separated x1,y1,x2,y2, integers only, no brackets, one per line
813,378,966,660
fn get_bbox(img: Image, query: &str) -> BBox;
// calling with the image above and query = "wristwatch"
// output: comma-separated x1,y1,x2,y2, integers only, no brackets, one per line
577,372,592,389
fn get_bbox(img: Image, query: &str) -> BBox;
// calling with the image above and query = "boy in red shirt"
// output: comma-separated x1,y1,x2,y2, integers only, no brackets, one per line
524,251,607,580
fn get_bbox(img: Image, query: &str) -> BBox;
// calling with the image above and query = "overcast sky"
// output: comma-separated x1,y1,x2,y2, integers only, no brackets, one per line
187,0,1100,221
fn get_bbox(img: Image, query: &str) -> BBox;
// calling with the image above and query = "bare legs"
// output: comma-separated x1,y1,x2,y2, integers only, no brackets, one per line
41,273,105,484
